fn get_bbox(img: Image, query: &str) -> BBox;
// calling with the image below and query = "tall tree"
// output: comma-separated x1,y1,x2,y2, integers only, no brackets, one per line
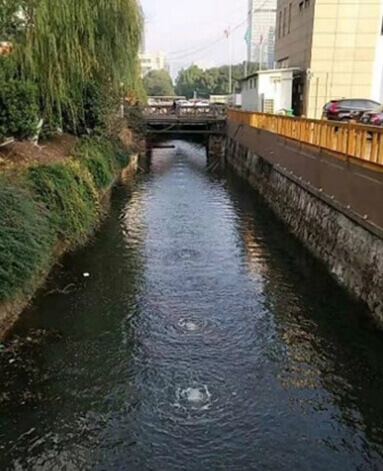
175,62,260,98
0,0,24,40
175,65,205,99
143,70,175,96
4,0,143,130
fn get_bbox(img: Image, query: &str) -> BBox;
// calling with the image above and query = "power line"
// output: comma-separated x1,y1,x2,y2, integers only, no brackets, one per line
167,0,379,64
168,17,249,62
167,0,276,62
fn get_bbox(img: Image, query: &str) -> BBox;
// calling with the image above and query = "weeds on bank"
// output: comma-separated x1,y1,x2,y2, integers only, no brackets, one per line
0,180,53,300
0,136,130,303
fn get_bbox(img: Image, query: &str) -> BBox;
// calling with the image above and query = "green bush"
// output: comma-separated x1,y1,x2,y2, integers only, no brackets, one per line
0,78,39,141
26,162,99,245
75,137,116,188
0,180,53,301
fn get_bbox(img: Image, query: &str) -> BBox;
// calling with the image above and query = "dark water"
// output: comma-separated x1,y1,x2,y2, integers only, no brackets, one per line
1,140,383,470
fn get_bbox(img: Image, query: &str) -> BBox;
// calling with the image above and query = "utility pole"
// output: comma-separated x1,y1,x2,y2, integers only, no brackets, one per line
229,32,233,95
225,27,232,95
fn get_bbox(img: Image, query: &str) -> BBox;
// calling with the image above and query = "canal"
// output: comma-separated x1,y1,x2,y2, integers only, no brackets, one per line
1,140,383,470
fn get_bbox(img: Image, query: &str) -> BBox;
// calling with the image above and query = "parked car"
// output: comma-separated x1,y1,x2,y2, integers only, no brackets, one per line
195,100,209,107
360,105,383,126
176,99,191,107
322,98,380,122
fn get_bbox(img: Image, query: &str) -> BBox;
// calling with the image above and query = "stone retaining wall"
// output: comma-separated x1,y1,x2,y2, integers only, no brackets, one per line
225,123,383,325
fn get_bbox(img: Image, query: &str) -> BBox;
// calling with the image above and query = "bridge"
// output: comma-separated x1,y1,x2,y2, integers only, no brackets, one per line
143,104,227,135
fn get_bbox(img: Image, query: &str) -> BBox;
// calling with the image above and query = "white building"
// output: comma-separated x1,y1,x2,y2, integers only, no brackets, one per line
240,68,299,113
139,51,169,77
247,0,277,68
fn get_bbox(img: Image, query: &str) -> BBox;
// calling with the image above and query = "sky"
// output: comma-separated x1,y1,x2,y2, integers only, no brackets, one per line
140,0,248,78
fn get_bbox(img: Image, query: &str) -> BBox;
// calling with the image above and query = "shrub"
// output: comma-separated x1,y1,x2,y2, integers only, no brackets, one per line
0,78,39,141
26,162,99,245
75,137,116,188
0,180,53,301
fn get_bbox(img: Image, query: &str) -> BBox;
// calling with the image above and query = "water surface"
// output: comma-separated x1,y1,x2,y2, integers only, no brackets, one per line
1,140,383,470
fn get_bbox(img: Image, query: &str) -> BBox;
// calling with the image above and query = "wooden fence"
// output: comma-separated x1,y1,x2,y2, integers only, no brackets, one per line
227,109,383,166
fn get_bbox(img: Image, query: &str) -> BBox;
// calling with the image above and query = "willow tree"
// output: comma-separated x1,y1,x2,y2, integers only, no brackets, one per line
10,0,143,131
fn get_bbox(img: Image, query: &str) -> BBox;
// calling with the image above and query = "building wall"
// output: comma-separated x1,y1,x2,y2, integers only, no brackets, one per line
276,0,383,118
139,52,167,77
241,76,260,111
307,0,383,118
241,69,295,112
275,0,315,70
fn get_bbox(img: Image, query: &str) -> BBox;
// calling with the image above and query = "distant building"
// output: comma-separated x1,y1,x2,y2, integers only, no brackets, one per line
275,0,383,118
247,0,277,68
240,68,298,113
139,27,146,54
139,51,169,77
267,26,276,69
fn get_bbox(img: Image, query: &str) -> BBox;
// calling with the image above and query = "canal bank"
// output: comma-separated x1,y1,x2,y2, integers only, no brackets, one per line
223,120,383,326
0,133,139,339
2,140,383,470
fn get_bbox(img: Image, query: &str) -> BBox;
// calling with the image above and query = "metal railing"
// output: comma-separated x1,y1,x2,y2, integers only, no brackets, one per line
227,109,383,166
144,104,227,118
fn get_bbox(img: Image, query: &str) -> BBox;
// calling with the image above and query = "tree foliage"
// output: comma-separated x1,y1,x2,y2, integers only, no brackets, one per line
175,62,259,99
143,70,175,96
1,0,143,134
0,0,24,40
0,73,38,140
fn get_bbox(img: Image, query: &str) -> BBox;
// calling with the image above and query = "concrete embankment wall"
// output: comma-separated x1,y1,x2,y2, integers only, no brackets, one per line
225,120,383,324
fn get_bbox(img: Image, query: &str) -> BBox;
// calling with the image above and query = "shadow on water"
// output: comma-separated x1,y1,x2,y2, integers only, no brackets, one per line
1,139,383,470
226,172,383,448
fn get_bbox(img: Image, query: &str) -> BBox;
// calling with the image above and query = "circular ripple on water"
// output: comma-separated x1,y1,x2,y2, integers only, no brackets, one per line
176,318,207,334
175,384,211,411
168,383,223,425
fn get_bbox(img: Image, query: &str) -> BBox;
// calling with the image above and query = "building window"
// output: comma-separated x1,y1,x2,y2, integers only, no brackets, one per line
278,10,282,38
299,0,304,11
283,7,287,36
305,0,310,6
288,3,292,34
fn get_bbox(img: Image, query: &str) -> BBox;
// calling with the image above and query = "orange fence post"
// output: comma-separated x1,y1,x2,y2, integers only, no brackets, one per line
226,108,383,167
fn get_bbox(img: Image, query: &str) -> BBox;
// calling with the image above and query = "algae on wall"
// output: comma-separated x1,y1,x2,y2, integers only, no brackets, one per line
0,136,131,305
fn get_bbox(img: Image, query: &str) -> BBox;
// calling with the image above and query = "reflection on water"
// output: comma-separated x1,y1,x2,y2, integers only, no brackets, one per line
1,140,383,470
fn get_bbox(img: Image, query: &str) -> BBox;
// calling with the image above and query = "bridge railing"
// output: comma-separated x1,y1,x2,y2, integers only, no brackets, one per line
227,109,383,166
144,104,227,118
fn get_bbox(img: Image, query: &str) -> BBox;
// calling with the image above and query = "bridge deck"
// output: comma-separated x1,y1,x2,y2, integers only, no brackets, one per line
143,104,226,134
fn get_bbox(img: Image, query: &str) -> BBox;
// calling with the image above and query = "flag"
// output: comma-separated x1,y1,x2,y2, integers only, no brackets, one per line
259,34,263,45
244,27,250,44
224,28,230,38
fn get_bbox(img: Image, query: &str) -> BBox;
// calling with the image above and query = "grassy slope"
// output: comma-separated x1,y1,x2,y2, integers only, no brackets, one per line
0,136,131,302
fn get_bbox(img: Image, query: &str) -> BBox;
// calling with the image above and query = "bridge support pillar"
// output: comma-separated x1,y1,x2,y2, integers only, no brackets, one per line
207,134,226,171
